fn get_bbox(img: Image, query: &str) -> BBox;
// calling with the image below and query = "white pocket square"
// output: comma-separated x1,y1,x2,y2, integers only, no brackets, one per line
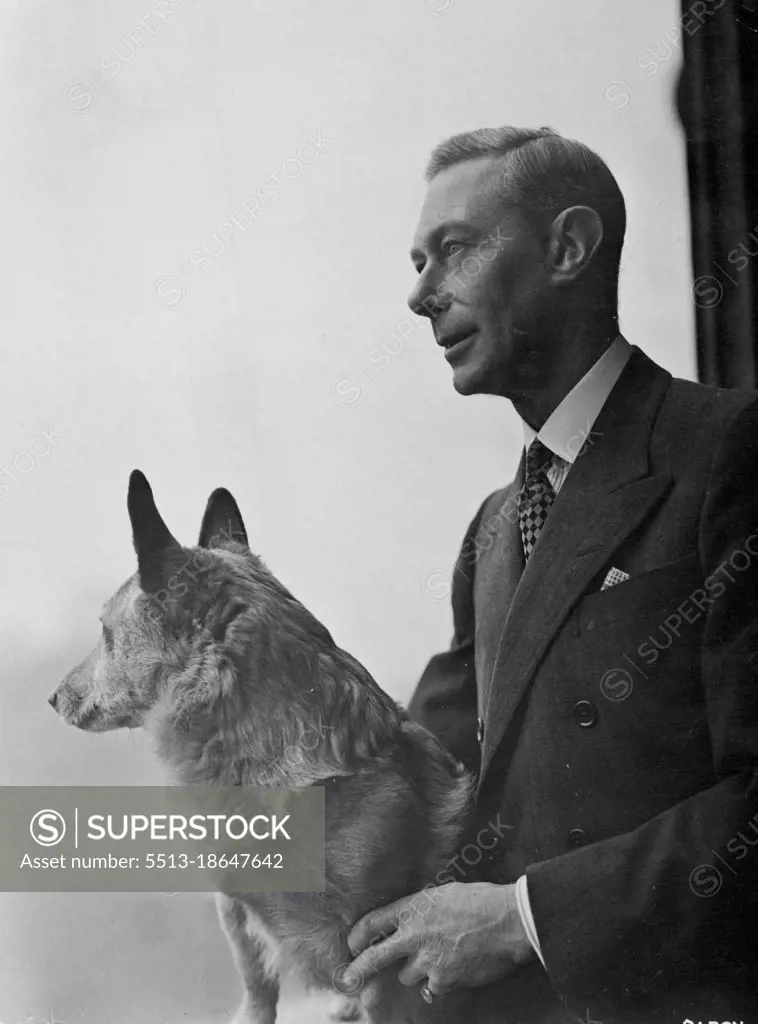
600,566,630,591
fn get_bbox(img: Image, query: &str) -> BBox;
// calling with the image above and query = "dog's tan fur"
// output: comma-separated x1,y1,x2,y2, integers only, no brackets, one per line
50,472,474,1024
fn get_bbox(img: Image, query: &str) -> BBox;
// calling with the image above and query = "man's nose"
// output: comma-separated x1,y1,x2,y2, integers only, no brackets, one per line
407,271,449,320
48,690,59,710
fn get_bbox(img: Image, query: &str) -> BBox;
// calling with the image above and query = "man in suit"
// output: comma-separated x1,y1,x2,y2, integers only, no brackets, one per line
343,126,758,1022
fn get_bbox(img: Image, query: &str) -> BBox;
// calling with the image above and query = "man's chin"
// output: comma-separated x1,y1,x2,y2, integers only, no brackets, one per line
450,363,490,396
452,375,478,396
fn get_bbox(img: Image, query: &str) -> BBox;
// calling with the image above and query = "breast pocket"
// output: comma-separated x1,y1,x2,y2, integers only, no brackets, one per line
570,552,707,723
575,553,703,633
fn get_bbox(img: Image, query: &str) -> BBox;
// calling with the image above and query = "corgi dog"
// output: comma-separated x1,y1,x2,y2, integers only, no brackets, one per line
50,471,474,1024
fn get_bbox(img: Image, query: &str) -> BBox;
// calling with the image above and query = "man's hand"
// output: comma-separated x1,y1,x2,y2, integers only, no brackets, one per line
342,881,535,998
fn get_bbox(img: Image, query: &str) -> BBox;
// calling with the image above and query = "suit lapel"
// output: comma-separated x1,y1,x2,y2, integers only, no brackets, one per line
475,459,525,721
478,348,673,785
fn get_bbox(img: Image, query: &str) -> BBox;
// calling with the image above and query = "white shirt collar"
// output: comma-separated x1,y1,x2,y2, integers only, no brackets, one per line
522,334,632,464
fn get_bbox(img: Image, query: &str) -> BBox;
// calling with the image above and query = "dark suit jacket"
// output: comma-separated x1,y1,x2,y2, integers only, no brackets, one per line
409,347,758,1023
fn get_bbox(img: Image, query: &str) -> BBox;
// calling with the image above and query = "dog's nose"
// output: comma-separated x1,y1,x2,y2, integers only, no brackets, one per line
48,691,59,710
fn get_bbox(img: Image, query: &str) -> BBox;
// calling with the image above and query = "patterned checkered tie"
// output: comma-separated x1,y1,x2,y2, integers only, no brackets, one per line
519,438,556,560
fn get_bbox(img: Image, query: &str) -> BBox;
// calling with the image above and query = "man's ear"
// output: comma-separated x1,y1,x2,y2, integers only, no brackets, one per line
198,488,249,550
127,470,182,595
548,205,604,284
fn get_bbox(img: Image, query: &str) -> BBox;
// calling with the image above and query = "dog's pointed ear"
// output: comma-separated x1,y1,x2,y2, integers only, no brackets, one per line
127,470,181,593
198,488,249,550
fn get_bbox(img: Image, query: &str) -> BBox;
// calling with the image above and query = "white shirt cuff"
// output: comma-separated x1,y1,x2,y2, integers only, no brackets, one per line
515,873,546,969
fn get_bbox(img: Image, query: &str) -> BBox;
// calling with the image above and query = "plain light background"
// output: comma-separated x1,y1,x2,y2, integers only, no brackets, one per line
0,0,692,1021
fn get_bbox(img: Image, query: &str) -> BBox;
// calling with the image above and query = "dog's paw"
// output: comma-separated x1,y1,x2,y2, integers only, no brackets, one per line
230,996,276,1024
327,993,364,1022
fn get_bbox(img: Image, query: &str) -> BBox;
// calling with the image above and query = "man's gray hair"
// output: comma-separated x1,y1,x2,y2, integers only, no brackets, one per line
426,126,626,309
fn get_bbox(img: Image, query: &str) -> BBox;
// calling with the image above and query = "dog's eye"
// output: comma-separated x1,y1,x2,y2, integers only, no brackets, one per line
102,624,114,649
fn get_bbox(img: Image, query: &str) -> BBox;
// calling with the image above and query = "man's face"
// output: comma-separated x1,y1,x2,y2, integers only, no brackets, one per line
408,156,553,399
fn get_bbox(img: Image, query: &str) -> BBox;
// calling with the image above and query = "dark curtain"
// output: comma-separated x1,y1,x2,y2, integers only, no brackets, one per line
676,0,758,389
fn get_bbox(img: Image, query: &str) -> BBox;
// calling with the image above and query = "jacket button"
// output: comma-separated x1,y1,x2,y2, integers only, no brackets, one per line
476,717,484,743
585,619,596,632
573,700,598,728
568,828,587,848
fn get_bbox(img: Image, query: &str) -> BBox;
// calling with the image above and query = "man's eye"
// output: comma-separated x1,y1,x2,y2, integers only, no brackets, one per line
102,624,114,648
443,241,465,258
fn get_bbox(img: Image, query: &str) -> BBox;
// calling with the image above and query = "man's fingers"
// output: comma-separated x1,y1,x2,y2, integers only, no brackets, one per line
426,975,456,997
347,897,410,955
397,956,429,988
343,933,412,987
